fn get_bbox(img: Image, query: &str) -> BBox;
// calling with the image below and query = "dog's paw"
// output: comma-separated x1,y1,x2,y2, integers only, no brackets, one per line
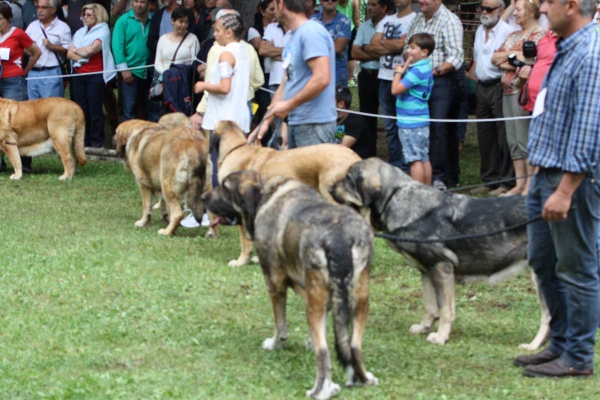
364,371,379,386
409,324,430,335
345,369,378,388
306,379,341,400
134,219,149,228
158,228,173,236
9,173,22,180
205,229,218,238
58,174,71,181
228,258,249,267
251,255,260,264
425,332,448,345
262,337,284,351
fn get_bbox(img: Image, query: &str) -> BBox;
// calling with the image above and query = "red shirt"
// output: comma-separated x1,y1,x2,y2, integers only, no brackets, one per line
74,50,104,74
0,28,34,79
524,31,559,112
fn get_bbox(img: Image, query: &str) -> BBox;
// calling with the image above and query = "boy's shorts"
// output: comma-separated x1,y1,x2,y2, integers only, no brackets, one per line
398,126,430,163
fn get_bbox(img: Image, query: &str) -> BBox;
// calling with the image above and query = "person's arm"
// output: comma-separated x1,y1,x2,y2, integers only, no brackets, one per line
351,25,378,61
259,40,283,59
73,39,102,59
352,0,360,28
390,61,411,95
112,18,133,81
542,173,586,221
249,36,261,51
333,37,349,55
367,32,391,57
111,0,129,17
492,50,523,70
467,60,477,81
439,17,463,74
194,52,235,95
22,43,41,74
501,0,515,22
153,37,166,74
379,35,407,53
248,74,286,143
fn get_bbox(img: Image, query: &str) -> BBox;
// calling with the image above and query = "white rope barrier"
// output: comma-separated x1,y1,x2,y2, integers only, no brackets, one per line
26,57,533,123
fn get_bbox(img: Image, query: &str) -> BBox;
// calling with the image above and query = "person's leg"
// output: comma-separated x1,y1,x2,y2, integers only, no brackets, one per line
1,76,31,171
410,161,426,184
475,84,501,187
87,74,107,148
378,79,406,171
27,70,42,100
358,69,379,158
428,74,454,185
71,75,91,147
121,74,140,121
504,94,528,195
104,78,119,138
423,161,432,186
446,69,463,187
39,67,65,98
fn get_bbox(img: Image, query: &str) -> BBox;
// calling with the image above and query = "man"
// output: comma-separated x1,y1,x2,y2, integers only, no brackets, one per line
113,0,158,121
17,0,37,28
469,0,516,196
335,86,370,159
311,0,351,87
26,0,71,99
368,0,416,170
252,0,336,149
513,0,600,379
351,0,389,158
404,0,464,191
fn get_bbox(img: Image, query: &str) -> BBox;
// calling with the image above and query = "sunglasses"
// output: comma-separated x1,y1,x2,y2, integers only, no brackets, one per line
478,5,501,12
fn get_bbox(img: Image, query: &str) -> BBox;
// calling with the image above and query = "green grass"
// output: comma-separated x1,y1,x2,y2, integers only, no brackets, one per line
0,126,598,399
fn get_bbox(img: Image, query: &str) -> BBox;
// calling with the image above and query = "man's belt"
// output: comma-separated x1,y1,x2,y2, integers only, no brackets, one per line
32,66,60,71
478,78,501,87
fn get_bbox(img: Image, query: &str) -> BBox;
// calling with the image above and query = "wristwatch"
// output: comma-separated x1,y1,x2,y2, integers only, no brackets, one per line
361,44,366,52
434,66,441,76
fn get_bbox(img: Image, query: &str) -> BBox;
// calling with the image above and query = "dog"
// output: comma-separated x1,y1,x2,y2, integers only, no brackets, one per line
210,120,361,266
330,158,550,348
0,97,86,180
114,115,215,236
202,170,378,400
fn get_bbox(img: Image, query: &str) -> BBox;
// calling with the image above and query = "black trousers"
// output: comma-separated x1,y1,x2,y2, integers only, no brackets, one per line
357,68,380,158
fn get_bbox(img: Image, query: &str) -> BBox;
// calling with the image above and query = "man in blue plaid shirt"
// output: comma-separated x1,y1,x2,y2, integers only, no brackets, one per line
512,0,600,379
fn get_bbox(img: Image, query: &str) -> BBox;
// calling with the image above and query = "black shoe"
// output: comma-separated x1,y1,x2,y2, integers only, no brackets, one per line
514,348,560,368
0,158,7,172
524,358,593,378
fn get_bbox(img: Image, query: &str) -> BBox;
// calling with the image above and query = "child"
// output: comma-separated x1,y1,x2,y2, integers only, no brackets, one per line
391,33,435,186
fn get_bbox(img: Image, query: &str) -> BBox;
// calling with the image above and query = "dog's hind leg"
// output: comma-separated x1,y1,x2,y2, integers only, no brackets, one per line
134,185,153,227
425,262,455,345
410,272,440,335
52,130,75,180
305,270,340,400
158,190,184,236
519,270,551,350
262,276,289,351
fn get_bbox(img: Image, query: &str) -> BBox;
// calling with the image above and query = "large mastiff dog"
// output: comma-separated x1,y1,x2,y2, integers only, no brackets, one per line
330,158,550,348
114,115,215,236
0,97,86,180
203,171,378,400
211,121,361,266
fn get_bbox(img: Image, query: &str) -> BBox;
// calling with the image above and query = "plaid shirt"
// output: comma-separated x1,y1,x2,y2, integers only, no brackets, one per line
405,5,464,70
528,23,600,173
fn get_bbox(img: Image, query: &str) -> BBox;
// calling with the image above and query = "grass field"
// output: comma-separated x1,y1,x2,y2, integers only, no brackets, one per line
1,125,598,399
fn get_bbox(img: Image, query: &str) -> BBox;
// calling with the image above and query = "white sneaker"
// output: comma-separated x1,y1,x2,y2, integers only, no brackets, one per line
180,212,200,228
433,180,447,192
201,213,210,227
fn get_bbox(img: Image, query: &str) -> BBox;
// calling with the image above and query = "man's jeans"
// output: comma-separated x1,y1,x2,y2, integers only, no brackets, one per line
121,74,160,122
27,67,64,99
288,122,335,149
378,79,406,171
429,71,458,184
526,168,600,371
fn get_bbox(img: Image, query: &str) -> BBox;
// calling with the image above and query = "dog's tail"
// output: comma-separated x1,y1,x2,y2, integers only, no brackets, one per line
73,105,86,167
329,241,372,385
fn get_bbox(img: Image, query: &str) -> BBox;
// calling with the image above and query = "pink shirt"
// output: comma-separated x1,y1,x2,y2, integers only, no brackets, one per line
523,31,558,112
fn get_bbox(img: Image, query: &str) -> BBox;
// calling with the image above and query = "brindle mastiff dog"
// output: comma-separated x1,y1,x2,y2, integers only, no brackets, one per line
330,158,550,348
210,120,361,267
202,171,378,400
114,115,216,236
0,97,86,180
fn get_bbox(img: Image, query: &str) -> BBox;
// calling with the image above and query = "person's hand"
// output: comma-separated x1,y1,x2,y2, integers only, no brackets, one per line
518,65,532,81
248,123,268,145
194,81,206,94
197,63,206,76
542,190,572,222
122,70,134,84
190,113,203,130
42,38,50,47
268,100,291,119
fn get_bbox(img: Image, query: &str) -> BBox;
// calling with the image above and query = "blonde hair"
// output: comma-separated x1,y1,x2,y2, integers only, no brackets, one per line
81,3,109,24
518,0,541,20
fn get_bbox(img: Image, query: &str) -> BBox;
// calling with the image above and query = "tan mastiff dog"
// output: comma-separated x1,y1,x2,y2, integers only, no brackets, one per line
0,97,86,180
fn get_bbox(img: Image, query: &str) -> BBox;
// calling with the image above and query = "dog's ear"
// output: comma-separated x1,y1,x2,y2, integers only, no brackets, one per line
357,170,381,207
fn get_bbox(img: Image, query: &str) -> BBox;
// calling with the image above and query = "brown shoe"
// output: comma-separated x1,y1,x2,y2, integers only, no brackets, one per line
469,185,492,195
514,348,560,367
524,358,593,378
489,187,508,196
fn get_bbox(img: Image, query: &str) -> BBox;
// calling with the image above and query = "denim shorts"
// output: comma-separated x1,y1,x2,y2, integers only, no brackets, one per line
288,121,336,149
398,126,430,163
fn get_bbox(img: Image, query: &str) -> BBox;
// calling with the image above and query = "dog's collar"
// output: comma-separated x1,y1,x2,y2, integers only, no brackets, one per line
223,143,246,159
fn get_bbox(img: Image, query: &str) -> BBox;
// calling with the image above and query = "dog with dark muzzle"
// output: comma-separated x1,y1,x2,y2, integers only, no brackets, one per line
330,158,550,349
202,170,378,400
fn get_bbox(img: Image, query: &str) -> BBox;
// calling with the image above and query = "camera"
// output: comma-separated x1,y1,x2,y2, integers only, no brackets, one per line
508,41,537,68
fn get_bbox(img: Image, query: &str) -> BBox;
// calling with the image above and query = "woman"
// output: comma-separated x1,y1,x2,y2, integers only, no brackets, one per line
0,2,41,173
248,0,276,51
183,0,203,34
337,0,359,86
67,3,116,149
492,0,544,196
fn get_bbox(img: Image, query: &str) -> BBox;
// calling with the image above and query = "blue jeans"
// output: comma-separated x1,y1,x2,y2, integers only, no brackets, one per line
526,168,600,371
0,75,27,101
378,79,406,171
287,122,335,149
27,67,64,99
121,73,160,122
72,73,106,148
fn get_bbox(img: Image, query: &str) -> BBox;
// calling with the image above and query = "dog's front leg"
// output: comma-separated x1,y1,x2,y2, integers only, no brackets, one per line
134,185,153,227
519,270,551,350
262,284,288,351
426,262,455,345
4,143,22,180
228,227,252,267
410,272,440,335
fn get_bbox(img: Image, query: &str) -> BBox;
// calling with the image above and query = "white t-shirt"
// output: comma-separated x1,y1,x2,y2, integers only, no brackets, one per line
262,22,292,86
473,20,518,81
375,13,416,81
248,27,261,43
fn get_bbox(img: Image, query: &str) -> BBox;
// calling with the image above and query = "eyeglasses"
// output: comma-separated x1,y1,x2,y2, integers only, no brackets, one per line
35,5,53,9
478,5,501,13
83,13,95,18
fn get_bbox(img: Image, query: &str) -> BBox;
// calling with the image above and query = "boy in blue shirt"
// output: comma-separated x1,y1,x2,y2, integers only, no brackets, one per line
391,33,435,185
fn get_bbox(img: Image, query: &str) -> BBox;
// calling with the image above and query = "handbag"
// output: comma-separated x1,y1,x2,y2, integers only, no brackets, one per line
40,24,71,88
149,32,189,101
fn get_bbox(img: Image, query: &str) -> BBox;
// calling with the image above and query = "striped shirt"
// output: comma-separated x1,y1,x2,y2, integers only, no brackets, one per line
396,58,434,129
527,23,600,174
404,5,464,70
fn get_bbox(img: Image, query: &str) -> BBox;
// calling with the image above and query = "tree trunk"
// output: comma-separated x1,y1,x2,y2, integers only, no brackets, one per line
232,0,261,30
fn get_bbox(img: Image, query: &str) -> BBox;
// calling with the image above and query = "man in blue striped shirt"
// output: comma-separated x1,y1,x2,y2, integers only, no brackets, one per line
513,0,600,379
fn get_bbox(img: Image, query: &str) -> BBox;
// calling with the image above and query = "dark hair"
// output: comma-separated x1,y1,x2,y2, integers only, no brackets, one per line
219,13,245,39
335,86,352,109
408,33,435,56
281,0,308,14
377,0,392,12
0,2,13,21
171,6,192,22
253,0,273,37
